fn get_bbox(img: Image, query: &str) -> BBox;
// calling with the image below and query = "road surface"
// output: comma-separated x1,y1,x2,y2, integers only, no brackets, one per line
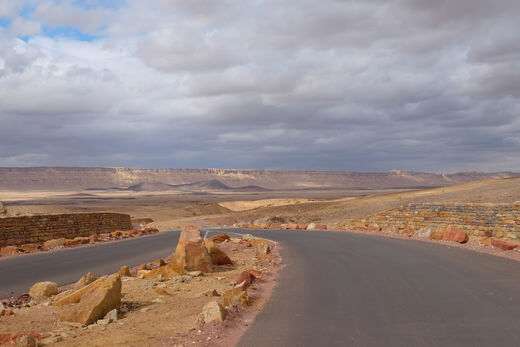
1,229,520,346
235,230,520,347
0,231,181,298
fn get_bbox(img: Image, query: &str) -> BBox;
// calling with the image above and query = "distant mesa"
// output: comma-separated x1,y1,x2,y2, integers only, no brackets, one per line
125,180,267,192
0,167,517,191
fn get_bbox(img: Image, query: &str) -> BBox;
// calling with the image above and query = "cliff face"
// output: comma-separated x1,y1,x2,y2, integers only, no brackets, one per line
0,167,515,191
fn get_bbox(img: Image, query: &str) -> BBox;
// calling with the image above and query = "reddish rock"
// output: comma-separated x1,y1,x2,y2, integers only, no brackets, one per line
314,224,328,230
430,231,444,241
297,224,308,230
170,225,213,274
442,227,469,243
0,334,41,345
209,233,231,243
287,223,298,230
491,239,519,251
247,269,262,279
1,246,20,256
240,240,253,247
234,271,255,290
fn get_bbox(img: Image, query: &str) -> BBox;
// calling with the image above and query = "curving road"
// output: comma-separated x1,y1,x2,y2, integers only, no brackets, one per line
1,229,520,346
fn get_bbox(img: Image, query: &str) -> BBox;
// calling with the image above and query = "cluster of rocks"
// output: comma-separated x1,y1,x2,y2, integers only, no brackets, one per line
0,228,160,258
234,222,328,231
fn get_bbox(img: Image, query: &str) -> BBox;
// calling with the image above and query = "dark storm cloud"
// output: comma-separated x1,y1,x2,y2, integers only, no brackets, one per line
0,0,519,171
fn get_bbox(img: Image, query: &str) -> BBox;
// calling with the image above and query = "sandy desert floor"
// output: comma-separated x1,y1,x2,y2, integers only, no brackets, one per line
1,177,520,231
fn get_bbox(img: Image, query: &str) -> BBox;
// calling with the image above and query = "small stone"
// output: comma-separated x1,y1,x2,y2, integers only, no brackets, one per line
201,301,225,323
104,308,118,321
29,281,59,302
74,272,98,290
140,307,151,313
40,336,63,346
153,298,165,304
97,318,112,325
118,266,131,277
187,271,203,277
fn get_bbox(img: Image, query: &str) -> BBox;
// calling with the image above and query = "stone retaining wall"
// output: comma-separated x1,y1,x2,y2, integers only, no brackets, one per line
348,203,520,240
0,213,132,247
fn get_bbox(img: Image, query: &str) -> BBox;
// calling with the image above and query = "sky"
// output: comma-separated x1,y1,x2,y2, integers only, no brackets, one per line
0,0,519,172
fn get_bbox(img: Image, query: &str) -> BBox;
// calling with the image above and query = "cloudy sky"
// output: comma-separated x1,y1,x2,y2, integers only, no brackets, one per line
0,0,519,172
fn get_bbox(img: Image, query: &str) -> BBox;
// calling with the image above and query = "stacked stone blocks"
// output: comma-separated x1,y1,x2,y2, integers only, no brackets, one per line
348,203,520,240
0,213,132,247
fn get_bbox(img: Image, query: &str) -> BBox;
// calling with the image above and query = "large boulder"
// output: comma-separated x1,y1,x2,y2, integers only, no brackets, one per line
29,281,58,302
53,276,107,306
442,227,469,243
170,225,213,274
205,240,233,266
58,275,121,325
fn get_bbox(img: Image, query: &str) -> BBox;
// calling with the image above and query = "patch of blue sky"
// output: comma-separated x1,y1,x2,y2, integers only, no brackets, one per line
42,24,103,41
73,0,128,10
19,3,37,19
0,17,12,28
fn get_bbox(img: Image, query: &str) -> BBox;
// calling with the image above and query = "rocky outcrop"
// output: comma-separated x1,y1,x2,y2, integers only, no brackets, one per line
170,225,213,274
58,275,122,325
29,282,58,302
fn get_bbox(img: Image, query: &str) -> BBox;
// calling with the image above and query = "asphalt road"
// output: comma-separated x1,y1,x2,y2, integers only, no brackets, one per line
1,229,520,346
235,230,520,347
0,231,181,298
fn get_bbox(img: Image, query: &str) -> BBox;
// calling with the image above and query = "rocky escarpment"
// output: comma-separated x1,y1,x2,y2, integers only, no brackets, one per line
0,167,515,191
